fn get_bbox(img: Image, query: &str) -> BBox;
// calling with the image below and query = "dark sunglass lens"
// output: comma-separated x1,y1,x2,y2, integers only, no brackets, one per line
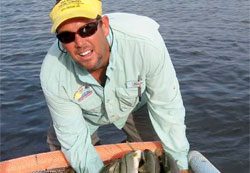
57,32,75,44
79,22,98,37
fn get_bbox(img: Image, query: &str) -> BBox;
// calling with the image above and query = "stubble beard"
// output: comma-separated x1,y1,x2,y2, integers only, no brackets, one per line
87,55,103,72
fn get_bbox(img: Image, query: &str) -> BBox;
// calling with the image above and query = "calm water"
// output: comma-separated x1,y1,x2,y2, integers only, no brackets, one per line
1,0,249,172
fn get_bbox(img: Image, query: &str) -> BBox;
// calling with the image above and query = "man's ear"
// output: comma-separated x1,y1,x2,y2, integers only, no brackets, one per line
101,15,110,37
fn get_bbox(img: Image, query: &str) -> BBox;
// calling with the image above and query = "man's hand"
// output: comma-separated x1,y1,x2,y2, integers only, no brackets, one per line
180,170,191,173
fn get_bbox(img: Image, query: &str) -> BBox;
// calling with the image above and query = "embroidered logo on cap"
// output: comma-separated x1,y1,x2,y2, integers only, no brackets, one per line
74,85,93,102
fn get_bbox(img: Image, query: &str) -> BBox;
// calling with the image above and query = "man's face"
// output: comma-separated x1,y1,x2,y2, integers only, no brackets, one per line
57,16,110,72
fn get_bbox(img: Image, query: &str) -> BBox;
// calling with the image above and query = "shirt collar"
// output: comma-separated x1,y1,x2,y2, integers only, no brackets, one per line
73,61,98,85
106,26,116,78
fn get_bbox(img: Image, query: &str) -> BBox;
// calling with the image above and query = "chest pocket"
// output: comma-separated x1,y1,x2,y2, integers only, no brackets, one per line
116,87,138,112
77,93,104,116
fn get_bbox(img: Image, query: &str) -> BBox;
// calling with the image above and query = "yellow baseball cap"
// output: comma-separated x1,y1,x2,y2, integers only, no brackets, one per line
50,0,102,33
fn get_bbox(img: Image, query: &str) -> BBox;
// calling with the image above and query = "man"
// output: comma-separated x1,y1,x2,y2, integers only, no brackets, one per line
40,0,190,172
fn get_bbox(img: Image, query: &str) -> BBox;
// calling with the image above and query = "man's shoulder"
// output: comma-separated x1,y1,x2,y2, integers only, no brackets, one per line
107,13,160,40
40,41,73,89
41,41,62,76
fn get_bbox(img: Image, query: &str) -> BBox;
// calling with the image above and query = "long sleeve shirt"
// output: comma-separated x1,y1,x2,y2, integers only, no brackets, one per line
40,13,190,173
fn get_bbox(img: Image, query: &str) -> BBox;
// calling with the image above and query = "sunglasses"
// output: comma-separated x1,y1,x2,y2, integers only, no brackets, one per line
56,19,101,44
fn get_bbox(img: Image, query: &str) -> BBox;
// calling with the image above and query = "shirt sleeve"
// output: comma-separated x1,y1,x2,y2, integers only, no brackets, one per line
144,43,190,170
41,87,103,173
40,48,103,173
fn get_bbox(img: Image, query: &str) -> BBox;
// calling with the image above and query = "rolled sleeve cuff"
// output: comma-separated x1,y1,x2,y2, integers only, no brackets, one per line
171,152,189,170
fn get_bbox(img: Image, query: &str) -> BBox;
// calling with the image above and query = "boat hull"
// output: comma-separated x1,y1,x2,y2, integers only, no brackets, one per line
0,141,163,173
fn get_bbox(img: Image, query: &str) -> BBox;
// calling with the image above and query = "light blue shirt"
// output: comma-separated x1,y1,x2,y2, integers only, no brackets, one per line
40,13,189,172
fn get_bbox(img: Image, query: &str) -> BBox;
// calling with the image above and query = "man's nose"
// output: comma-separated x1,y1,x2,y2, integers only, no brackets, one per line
74,34,85,48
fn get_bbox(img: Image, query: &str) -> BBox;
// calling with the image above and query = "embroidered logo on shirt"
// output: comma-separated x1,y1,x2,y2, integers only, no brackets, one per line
74,85,93,102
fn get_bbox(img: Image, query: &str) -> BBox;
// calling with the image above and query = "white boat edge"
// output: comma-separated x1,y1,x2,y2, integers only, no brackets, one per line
188,150,221,173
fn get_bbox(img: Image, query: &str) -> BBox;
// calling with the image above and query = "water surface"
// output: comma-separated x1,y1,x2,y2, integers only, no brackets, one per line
1,0,249,172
